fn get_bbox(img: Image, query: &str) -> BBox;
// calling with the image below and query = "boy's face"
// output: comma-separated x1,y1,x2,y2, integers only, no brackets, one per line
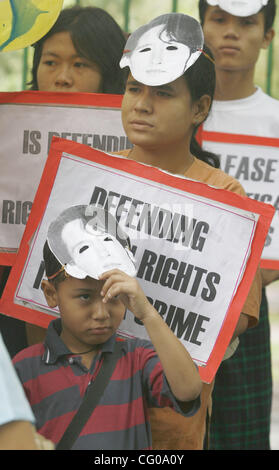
42,276,126,352
121,73,199,151
202,6,273,73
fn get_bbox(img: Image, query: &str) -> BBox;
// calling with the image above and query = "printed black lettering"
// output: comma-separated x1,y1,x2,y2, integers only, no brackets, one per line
125,199,144,230
106,191,121,215
190,267,208,297
170,310,197,341
29,130,41,154
23,130,29,154
21,201,32,225
82,134,93,146
151,254,166,284
173,215,197,248
159,257,179,288
172,262,194,292
1,200,32,225
106,135,119,152
137,204,160,236
224,155,237,174
250,158,265,182
190,315,210,346
152,208,172,239
15,201,21,224
191,221,210,252
264,159,277,183
89,186,107,206
201,272,221,302
2,200,15,224
260,194,273,203
93,134,106,150
235,156,250,181
116,195,132,223
137,249,157,280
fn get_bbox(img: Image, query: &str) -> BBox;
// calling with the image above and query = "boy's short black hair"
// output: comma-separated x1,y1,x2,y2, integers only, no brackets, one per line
198,0,276,32
43,241,67,287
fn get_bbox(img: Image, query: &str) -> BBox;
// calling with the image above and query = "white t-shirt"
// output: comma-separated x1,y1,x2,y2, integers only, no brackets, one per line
0,334,35,427
204,87,279,137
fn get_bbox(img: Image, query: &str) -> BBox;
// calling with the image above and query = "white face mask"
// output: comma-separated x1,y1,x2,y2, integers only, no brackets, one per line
120,13,203,87
47,205,136,280
125,25,191,86
206,0,269,17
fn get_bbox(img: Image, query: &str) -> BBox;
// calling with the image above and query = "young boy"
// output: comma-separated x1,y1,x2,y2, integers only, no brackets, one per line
117,13,262,450
199,0,279,449
12,204,201,450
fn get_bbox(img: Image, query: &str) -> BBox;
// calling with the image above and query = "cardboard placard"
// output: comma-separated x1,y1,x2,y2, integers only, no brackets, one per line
0,91,129,264
202,130,279,269
0,137,274,383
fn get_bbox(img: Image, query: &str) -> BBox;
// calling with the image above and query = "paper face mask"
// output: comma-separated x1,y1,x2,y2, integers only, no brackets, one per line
120,13,204,86
206,0,269,17
47,205,136,280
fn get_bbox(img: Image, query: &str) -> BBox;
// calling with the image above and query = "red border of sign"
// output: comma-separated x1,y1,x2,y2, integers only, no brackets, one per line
201,129,279,269
0,137,274,382
0,91,123,265
0,90,123,107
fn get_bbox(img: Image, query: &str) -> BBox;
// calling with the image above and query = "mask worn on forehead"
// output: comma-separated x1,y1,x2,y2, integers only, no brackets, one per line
47,205,136,280
206,0,269,17
120,13,204,86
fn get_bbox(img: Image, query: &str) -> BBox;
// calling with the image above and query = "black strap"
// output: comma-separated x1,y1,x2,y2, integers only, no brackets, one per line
56,341,123,450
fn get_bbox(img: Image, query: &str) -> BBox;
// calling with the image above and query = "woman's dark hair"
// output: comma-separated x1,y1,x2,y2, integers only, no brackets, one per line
198,0,276,32
29,6,126,94
184,45,220,168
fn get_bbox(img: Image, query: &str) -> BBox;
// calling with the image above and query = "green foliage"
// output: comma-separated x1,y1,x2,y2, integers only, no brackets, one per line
0,0,279,98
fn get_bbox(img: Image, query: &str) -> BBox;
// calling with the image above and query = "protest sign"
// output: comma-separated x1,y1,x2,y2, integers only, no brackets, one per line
0,137,274,383
202,130,279,269
0,91,129,264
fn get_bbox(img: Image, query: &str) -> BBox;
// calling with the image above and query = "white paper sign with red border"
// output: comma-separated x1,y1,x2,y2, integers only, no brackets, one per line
0,137,274,383
0,91,129,265
202,130,279,269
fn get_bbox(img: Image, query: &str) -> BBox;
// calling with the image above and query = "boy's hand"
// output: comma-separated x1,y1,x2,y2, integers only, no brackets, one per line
99,269,154,321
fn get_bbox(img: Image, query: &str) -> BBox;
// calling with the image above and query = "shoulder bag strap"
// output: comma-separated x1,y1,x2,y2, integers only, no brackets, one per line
56,341,123,450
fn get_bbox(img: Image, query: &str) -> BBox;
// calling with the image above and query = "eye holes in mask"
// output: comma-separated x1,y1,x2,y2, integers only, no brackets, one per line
79,245,89,254
78,237,113,254
139,45,178,53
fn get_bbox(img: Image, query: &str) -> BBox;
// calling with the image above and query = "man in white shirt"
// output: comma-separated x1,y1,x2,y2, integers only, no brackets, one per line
199,0,279,449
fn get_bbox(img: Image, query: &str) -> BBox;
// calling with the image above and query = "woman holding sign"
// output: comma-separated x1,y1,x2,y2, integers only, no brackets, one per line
118,12,262,450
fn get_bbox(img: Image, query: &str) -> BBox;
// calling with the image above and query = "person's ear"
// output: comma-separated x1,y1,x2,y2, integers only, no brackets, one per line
192,94,211,126
41,280,58,308
262,28,275,50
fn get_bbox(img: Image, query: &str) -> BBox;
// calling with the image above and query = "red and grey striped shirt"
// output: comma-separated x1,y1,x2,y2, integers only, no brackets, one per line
13,319,200,450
